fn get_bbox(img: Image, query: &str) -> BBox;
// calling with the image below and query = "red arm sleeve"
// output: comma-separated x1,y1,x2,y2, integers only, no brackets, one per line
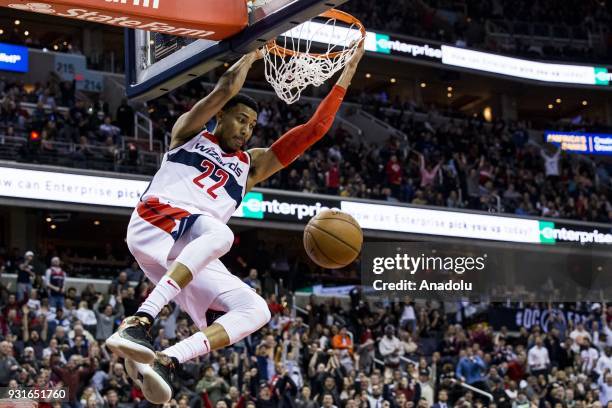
270,85,346,166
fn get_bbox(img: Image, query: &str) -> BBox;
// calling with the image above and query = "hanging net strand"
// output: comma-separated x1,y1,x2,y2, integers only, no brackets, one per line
262,9,365,104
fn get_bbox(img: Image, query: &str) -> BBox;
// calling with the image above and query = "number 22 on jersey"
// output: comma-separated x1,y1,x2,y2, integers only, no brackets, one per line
192,159,229,199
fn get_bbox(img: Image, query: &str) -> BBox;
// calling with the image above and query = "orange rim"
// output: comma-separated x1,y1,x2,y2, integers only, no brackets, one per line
266,9,365,59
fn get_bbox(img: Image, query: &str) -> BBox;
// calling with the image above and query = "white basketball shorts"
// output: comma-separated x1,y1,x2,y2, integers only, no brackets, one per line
125,197,256,329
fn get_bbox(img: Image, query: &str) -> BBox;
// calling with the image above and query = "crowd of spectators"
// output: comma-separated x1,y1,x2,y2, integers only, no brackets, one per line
339,0,612,62
350,95,612,223
1,248,612,408
3,0,611,68
3,73,611,223
0,75,145,173
236,92,612,223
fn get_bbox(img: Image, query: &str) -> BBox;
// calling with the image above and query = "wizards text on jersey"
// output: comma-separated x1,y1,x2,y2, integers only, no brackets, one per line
194,143,244,177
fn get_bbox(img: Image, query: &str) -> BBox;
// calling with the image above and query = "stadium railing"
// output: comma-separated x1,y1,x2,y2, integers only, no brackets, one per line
486,19,599,45
450,379,494,402
134,111,155,151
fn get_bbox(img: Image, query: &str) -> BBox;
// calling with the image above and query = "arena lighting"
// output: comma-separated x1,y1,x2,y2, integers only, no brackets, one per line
447,93,452,98
582,100,588,106
45,217,52,222
483,106,493,122
390,78,396,83
53,45,58,50
365,73,371,78
94,220,101,225
50,224,57,230
0,29,4,35
420,82,426,88
556,98,562,104
14,20,20,25
24,31,28,36
447,86,453,91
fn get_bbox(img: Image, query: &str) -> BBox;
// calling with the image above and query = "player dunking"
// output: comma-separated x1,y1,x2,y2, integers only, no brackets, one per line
106,43,364,404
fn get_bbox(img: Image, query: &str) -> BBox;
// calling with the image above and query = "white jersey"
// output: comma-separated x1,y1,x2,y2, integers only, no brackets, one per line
141,130,251,223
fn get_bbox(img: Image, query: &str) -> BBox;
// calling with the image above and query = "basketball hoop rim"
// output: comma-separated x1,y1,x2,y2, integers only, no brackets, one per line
265,9,365,59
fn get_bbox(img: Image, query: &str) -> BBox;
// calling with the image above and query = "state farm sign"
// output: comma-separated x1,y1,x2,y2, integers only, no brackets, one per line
0,1,248,40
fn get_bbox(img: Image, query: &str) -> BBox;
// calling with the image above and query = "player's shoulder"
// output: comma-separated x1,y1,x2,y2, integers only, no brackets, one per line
245,147,266,162
231,150,251,166
169,128,213,151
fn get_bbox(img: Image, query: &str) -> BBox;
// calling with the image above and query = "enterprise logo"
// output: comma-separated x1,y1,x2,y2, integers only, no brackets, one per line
239,192,330,221
374,34,442,59
594,67,611,86
539,221,612,245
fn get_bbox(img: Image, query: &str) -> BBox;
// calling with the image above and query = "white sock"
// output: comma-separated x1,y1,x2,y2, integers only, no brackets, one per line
136,277,181,320
163,331,211,363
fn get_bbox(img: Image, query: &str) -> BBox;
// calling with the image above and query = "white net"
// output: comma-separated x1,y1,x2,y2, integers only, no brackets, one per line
262,11,364,104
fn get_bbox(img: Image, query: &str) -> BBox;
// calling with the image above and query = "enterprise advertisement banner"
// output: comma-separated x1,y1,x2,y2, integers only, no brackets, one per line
283,23,612,88
1,166,610,246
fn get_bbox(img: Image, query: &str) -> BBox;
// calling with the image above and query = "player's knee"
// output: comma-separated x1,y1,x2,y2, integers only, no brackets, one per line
207,221,234,255
251,293,271,327
125,233,135,253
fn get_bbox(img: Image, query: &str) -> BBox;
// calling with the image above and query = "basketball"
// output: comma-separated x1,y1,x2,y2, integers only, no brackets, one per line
304,209,363,269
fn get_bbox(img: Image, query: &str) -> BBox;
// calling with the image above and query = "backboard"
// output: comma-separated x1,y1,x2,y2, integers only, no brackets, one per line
125,0,349,102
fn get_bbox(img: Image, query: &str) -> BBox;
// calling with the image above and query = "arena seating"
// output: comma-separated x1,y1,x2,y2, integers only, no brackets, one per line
2,76,611,223
1,250,610,408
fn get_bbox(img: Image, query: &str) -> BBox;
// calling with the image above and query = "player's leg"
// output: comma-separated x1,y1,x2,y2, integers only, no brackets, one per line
120,261,170,387
123,284,200,397
139,264,270,404
135,213,234,322
107,211,172,363
111,213,234,363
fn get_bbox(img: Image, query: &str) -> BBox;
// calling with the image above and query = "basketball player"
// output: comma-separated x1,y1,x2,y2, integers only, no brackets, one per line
106,42,364,403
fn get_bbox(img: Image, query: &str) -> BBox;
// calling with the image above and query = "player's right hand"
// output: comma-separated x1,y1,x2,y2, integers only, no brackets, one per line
248,48,264,61
346,40,365,69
